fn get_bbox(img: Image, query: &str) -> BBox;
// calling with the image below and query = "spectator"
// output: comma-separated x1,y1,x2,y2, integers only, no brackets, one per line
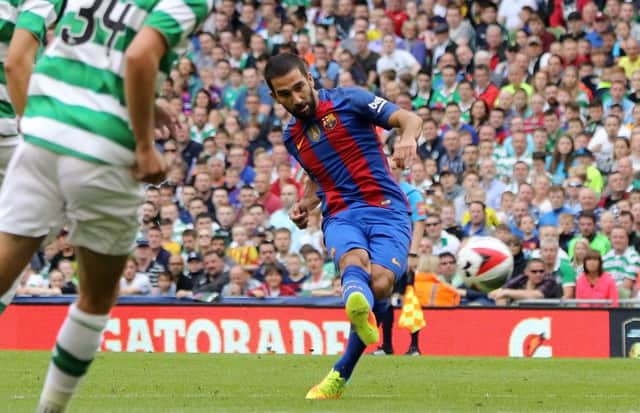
248,264,296,298
576,249,619,306
291,208,323,254
133,239,164,288
252,240,288,282
571,238,592,275
489,259,559,305
568,211,612,257
424,215,460,256
270,184,300,234
539,186,573,227
119,257,151,296
147,226,171,273
191,251,229,296
221,264,261,297
227,224,259,272
506,234,527,280
233,66,273,119
284,253,308,292
602,226,638,298
273,228,293,264
539,237,576,299
300,249,335,296
376,34,421,80
48,269,76,295
463,201,494,237
151,272,177,297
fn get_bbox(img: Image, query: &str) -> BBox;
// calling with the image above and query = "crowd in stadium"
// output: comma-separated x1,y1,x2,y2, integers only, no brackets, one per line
14,0,640,306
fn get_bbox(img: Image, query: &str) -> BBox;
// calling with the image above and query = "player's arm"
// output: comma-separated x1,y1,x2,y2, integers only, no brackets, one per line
290,175,320,229
387,109,423,167
125,27,167,184
410,220,424,256
301,175,320,210
5,29,40,117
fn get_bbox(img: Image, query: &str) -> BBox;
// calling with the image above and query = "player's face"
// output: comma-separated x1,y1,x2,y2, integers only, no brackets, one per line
270,69,318,120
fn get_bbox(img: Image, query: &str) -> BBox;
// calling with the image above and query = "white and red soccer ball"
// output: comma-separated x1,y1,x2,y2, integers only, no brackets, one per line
456,236,513,292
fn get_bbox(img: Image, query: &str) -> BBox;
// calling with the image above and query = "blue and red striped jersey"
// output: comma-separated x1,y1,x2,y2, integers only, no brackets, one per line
283,87,410,217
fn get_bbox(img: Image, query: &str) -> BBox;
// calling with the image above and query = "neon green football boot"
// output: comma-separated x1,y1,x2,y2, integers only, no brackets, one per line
305,369,347,400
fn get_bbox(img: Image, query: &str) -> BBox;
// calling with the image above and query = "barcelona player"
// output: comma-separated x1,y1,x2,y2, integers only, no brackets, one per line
265,53,422,399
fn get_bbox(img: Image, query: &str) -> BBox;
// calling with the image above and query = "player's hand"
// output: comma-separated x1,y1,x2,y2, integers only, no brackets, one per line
289,201,309,229
132,145,167,185
155,104,177,138
393,136,417,169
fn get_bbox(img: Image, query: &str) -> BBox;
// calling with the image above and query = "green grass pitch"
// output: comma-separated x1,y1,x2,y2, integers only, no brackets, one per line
0,352,637,413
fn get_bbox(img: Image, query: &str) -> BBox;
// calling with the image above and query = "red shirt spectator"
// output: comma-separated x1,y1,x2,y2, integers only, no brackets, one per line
248,264,297,297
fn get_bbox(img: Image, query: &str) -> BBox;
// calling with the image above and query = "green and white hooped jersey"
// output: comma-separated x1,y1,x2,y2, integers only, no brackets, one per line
0,0,63,138
21,0,213,165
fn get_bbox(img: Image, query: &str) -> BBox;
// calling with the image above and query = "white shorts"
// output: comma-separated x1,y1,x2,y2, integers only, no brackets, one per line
0,142,144,255
0,137,19,188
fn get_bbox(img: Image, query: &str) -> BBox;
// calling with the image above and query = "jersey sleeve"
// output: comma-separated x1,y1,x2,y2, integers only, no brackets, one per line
16,0,63,43
347,88,399,130
144,0,213,52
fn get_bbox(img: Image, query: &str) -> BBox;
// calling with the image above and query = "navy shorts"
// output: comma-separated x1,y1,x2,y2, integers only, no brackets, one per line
322,207,411,280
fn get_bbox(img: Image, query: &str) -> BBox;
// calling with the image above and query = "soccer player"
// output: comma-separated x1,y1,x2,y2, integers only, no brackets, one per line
264,53,422,399
0,0,65,315
0,0,214,411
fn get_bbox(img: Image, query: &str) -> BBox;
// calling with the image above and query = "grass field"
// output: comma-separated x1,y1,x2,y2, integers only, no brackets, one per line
0,352,637,413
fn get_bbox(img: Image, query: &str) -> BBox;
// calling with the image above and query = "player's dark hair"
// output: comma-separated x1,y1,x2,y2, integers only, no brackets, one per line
264,53,309,91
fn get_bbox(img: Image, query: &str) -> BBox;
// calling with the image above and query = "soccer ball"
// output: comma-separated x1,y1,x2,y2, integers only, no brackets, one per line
456,236,513,292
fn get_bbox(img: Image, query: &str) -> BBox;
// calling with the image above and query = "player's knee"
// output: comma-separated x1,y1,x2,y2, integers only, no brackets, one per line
370,269,394,300
77,286,119,315
339,249,370,272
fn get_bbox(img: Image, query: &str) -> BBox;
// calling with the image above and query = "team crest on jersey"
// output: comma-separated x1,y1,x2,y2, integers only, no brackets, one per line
307,125,321,142
321,113,337,130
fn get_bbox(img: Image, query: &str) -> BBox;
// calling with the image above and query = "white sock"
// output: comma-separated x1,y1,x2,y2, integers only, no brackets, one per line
0,276,19,315
37,303,108,413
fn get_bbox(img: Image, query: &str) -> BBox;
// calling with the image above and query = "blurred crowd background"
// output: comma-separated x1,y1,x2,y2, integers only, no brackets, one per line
15,0,640,308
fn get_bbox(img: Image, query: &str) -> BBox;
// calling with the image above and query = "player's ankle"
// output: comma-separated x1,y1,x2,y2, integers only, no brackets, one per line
37,389,71,413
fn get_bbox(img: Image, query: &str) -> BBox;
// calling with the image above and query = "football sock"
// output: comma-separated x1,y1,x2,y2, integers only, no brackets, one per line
334,266,374,381
333,330,366,381
0,277,19,315
373,299,393,352
37,303,108,413
341,265,374,308
410,331,420,348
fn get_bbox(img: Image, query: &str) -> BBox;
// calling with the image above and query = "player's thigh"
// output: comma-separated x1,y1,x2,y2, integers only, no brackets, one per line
0,142,63,238
59,158,144,257
366,210,412,281
323,213,370,271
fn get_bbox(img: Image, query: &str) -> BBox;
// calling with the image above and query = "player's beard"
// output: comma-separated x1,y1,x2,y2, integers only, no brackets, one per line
290,92,317,121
